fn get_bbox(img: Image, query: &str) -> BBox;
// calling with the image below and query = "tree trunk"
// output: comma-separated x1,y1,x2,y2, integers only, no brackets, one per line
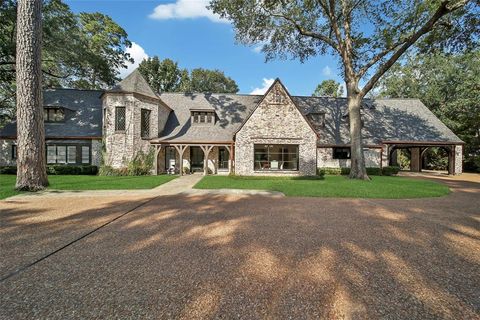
347,88,369,180
15,0,48,191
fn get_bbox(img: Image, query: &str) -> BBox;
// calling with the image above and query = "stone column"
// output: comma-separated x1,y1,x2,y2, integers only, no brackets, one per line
454,145,463,175
410,147,421,172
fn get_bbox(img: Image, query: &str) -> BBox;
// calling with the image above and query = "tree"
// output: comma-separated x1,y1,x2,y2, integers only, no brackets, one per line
15,0,48,190
210,0,475,179
1,0,132,116
378,51,480,171
312,79,343,97
189,68,239,93
138,56,239,94
138,56,189,93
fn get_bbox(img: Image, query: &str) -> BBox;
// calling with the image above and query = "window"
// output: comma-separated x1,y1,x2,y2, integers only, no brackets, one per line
333,147,351,159
67,146,76,164
12,144,17,160
81,146,90,164
56,146,67,164
141,109,151,138
192,111,215,124
47,145,56,164
115,106,126,131
254,144,298,171
44,107,65,122
218,147,229,170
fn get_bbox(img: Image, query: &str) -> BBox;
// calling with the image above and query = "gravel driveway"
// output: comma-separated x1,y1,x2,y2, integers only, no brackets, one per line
0,174,479,319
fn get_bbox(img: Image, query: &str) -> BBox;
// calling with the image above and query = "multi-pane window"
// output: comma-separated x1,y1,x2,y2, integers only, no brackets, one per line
81,146,90,164
115,106,126,131
44,107,65,122
46,145,90,165
254,144,299,171
333,147,351,159
192,111,215,124
141,109,151,138
12,145,17,160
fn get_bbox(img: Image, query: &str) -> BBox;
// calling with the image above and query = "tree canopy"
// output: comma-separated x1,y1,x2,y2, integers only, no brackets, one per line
138,56,239,94
209,0,477,179
0,0,132,114
312,79,344,97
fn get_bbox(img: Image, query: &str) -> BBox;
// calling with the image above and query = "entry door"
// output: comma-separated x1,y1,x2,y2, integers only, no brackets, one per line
218,147,229,170
190,147,204,172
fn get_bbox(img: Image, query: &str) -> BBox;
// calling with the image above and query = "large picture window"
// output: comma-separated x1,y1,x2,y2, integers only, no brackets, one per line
254,144,299,171
46,144,90,165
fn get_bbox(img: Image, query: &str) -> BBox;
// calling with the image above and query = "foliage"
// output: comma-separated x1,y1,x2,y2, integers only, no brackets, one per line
99,149,155,176
0,0,132,114
379,51,480,169
194,175,449,199
0,165,98,175
317,166,398,176
138,56,239,93
312,80,343,97
382,166,400,176
0,174,177,199
423,148,449,171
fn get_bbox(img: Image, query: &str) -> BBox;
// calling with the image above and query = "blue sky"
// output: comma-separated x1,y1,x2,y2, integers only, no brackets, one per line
65,0,342,95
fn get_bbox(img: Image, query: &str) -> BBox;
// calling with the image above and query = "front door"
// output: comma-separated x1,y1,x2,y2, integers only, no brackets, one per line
218,147,229,170
190,146,204,172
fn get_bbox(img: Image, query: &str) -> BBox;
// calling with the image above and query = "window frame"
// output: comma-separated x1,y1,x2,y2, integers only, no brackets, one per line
140,108,151,139
11,144,17,160
115,106,126,132
44,107,65,123
253,144,299,172
332,147,351,159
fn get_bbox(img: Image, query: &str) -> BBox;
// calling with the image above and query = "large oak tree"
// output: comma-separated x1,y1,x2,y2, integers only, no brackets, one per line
210,0,474,179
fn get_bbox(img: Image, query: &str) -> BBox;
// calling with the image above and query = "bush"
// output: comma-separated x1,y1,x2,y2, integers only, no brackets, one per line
0,165,98,175
316,168,325,178
99,149,155,176
183,166,190,174
0,166,17,174
382,166,400,176
318,167,391,176
98,165,128,176
366,167,382,175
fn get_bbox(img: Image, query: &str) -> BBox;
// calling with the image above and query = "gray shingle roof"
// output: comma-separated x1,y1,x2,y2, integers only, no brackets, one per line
109,69,159,100
0,88,103,138
156,92,463,145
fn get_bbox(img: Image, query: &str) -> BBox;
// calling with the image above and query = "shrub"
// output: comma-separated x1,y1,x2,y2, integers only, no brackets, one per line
382,166,400,176
127,149,154,176
316,168,325,178
318,167,387,176
98,165,128,176
366,167,382,175
0,165,98,175
183,166,190,174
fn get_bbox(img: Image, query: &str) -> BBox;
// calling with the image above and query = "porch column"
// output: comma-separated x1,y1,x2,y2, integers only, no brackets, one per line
410,147,421,172
229,143,234,174
153,145,161,175
448,146,455,175
200,145,214,176
173,145,187,176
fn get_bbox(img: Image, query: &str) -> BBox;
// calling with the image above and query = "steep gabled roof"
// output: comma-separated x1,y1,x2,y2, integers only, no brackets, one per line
109,69,159,100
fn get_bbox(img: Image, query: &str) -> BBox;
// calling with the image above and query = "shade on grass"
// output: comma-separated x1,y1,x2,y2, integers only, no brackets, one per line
194,175,450,199
0,175,177,200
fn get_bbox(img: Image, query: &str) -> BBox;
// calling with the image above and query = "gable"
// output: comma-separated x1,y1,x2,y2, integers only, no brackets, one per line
236,79,318,140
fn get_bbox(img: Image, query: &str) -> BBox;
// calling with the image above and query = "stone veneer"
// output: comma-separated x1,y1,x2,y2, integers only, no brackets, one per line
235,81,317,176
103,93,167,168
317,147,382,169
0,139,16,166
454,145,463,175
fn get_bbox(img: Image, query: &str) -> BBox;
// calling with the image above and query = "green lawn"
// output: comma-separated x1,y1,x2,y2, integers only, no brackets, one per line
194,175,450,199
0,175,177,200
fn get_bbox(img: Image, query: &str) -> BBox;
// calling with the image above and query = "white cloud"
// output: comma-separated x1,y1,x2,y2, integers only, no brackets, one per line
149,0,227,23
119,42,148,78
250,78,275,95
322,66,332,76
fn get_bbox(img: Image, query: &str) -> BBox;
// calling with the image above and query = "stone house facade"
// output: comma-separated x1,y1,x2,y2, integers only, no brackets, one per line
0,69,464,175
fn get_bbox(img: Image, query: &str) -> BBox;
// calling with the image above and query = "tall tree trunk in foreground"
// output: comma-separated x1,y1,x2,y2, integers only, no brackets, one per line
15,0,48,191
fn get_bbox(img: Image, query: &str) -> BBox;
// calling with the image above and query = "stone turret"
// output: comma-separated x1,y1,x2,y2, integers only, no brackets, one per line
102,69,171,168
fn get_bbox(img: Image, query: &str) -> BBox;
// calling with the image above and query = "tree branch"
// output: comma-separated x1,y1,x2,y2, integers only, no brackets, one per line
360,0,469,97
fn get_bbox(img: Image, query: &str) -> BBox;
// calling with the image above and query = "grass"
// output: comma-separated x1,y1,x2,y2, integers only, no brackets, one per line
194,175,450,199
0,174,177,200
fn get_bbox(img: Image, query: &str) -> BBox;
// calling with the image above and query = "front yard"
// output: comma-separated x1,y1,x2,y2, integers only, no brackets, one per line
194,175,450,198
0,174,177,200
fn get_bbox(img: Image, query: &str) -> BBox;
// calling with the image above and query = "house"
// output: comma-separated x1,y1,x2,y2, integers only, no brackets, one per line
0,69,464,175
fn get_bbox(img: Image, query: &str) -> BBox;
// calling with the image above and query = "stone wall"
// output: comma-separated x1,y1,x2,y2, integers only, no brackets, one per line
454,144,463,175
317,147,382,168
91,139,102,167
235,81,317,176
103,93,165,168
0,139,16,166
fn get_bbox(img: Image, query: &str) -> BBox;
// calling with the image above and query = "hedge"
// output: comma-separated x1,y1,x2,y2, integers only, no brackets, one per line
0,165,98,175
317,166,400,176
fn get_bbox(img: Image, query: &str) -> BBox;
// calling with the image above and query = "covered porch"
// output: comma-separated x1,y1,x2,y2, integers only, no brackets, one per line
151,142,235,176
385,141,464,175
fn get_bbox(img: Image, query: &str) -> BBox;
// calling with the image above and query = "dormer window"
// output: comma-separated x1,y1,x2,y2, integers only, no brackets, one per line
309,112,325,128
44,107,65,122
192,111,215,124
